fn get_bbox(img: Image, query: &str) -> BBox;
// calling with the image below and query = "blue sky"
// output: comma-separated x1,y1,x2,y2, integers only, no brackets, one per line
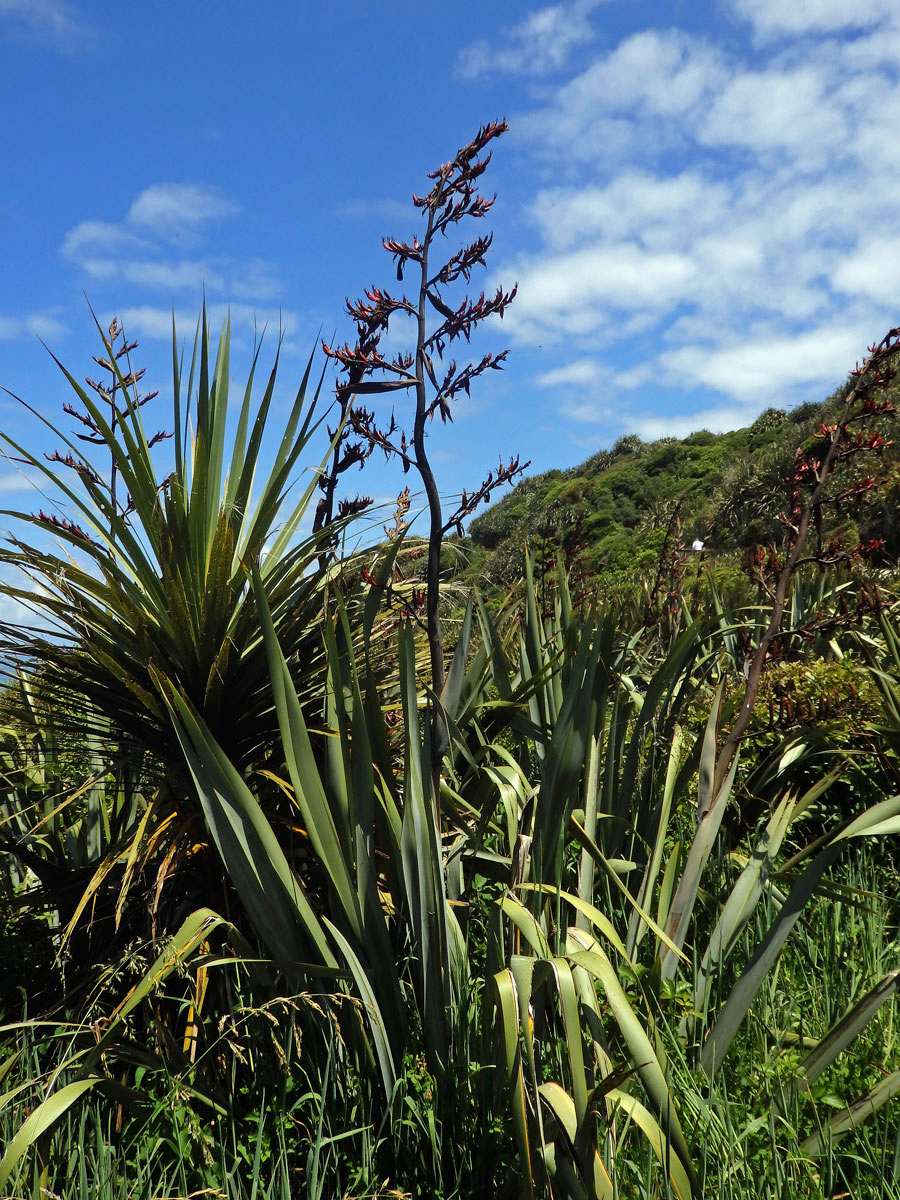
2,0,900,527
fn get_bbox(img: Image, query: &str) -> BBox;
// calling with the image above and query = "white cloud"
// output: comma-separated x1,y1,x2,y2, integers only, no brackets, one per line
229,259,282,303
661,323,869,401
62,220,150,259
561,399,614,423
537,359,653,423
128,183,239,233
62,184,278,306
119,303,302,345
699,65,845,165
521,29,726,147
0,311,68,340
530,171,730,253
630,405,755,440
115,306,197,340
727,0,899,39
515,26,897,171
615,364,656,390
77,257,224,292
508,243,697,343
840,26,900,71
831,237,900,304
537,357,605,387
457,0,606,78
0,467,43,494
500,8,900,423
514,32,733,175
63,189,240,267
591,29,724,119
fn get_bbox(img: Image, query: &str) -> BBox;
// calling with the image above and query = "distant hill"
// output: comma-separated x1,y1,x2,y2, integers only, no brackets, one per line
463,384,900,591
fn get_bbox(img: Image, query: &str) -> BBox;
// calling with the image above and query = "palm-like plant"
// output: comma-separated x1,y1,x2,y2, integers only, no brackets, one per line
0,309,358,956
440,557,900,1197
4,547,900,1196
0,310,334,771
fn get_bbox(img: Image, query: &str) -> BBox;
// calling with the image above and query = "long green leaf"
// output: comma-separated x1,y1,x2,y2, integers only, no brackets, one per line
154,670,337,969
800,969,900,1088
568,933,698,1194
606,1088,693,1200
251,568,364,939
692,792,797,1020
492,968,535,1200
0,1077,104,1189
802,1069,900,1155
659,753,740,982
700,843,842,1077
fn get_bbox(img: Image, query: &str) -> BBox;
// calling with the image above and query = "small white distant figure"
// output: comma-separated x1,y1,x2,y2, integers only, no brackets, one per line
691,539,705,552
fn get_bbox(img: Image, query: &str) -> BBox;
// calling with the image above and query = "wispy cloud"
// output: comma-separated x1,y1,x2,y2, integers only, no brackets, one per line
0,467,43,494
516,29,727,157
536,357,605,387
727,0,899,39
63,183,280,304
65,183,236,252
507,242,697,343
537,357,654,425
77,256,225,292
661,322,872,402
61,220,150,260
630,405,757,440
0,310,68,340
127,183,239,235
457,0,607,78
560,399,615,423
118,303,302,347
0,0,92,48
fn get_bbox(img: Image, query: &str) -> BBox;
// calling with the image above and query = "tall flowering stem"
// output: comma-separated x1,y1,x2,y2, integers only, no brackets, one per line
45,317,171,546
323,121,524,792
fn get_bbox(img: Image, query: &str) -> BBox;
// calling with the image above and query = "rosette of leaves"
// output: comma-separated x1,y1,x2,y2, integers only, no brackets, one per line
0,309,336,772
0,309,359,956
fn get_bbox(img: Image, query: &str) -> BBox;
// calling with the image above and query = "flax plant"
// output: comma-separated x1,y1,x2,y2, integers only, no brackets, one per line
323,120,524,792
0,308,354,962
0,309,340,769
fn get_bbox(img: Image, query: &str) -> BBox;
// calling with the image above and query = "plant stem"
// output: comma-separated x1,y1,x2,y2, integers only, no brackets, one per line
414,206,448,795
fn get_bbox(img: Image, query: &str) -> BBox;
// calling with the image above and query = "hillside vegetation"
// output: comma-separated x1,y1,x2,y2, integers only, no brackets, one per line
466,390,900,590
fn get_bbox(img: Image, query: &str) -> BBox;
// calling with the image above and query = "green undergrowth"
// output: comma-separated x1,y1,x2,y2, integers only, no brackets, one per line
3,311,900,1199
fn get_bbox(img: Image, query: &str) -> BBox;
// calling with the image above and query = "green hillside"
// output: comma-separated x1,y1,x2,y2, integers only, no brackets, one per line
465,386,900,589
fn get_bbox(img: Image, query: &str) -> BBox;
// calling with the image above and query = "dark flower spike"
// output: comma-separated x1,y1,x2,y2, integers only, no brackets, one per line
337,495,374,519
44,450,101,484
320,122,518,790
48,319,171,543
38,510,93,543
